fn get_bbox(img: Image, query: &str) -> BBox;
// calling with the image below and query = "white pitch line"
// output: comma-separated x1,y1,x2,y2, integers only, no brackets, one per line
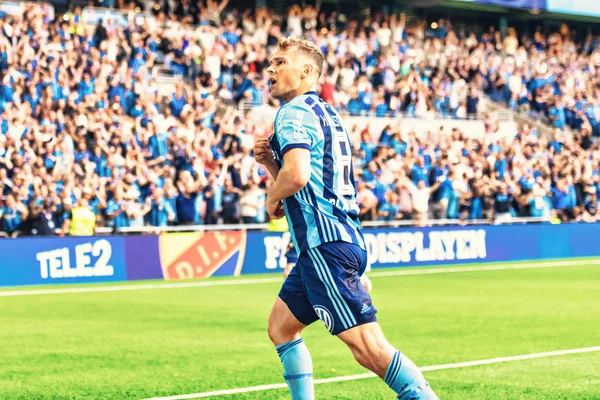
369,258,600,277
145,346,600,400
0,258,598,298
0,277,283,297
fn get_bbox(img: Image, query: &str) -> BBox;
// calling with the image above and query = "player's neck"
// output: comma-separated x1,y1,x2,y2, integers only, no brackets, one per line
283,85,318,103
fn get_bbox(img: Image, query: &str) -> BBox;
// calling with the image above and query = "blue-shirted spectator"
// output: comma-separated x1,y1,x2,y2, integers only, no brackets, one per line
379,125,393,145
78,73,95,100
528,185,551,218
1,194,28,234
411,158,430,187
175,173,204,225
202,172,224,225
466,87,479,116
221,180,241,224
222,24,241,47
169,85,187,118
494,184,514,224
550,186,563,209
377,191,400,221
129,52,146,76
106,188,130,229
494,153,508,180
582,188,598,222
549,97,567,130
145,188,176,227
147,124,169,166
90,146,110,178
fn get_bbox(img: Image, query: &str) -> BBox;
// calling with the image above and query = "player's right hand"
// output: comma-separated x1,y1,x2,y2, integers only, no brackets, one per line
254,137,276,167
266,195,285,220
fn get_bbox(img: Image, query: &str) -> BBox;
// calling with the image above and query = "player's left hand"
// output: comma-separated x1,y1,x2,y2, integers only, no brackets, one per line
266,196,285,219
254,137,276,168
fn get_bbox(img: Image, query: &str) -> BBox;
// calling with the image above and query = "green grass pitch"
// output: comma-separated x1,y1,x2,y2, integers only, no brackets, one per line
1,260,599,399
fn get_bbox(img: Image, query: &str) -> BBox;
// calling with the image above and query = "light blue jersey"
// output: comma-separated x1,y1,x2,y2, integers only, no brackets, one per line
270,91,365,253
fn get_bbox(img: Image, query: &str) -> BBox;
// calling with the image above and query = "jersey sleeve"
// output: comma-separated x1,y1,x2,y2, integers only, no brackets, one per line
275,103,320,157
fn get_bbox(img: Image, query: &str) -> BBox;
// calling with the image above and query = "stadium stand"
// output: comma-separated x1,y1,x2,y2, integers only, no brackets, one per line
0,1,598,237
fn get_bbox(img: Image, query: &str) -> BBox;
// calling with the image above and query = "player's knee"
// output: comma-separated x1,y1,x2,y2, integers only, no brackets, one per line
267,306,302,345
267,320,281,344
267,308,282,343
267,317,300,345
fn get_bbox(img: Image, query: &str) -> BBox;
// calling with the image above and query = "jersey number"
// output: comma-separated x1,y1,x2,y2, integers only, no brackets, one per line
324,104,354,196
334,133,354,196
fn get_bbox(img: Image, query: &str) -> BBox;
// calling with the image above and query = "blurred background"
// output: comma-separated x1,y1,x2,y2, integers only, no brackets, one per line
0,0,598,238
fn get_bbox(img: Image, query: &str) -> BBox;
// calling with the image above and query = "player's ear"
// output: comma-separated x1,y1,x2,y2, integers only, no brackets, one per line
300,63,313,79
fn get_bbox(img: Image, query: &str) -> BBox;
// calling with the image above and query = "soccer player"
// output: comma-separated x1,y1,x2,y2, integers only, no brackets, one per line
254,37,438,400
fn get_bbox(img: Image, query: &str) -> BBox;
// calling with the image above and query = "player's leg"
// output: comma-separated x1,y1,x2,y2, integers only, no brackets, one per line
268,257,319,400
267,296,305,345
338,323,437,399
304,243,437,399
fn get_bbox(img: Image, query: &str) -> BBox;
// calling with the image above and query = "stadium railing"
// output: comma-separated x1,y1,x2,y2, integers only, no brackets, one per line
0,1,54,20
88,216,551,236
482,97,558,140
152,66,185,95
0,216,550,239
81,6,157,30
337,109,513,122
240,100,514,123
242,104,517,140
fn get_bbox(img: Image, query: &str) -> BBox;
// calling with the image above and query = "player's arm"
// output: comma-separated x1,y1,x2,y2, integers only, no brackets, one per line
268,148,311,203
265,104,317,218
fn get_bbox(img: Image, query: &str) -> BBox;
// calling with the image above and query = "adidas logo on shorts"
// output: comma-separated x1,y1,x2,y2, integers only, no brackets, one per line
360,303,371,314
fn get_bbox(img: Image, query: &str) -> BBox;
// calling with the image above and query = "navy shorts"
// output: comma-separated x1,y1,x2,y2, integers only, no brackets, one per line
279,241,377,335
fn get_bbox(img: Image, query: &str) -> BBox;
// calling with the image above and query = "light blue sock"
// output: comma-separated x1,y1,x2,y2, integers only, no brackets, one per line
276,338,314,400
384,350,438,400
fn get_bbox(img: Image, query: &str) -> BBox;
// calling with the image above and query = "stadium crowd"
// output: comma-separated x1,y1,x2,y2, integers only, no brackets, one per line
0,2,598,236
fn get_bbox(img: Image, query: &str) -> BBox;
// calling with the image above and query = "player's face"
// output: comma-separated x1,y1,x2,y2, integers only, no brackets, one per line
266,49,303,100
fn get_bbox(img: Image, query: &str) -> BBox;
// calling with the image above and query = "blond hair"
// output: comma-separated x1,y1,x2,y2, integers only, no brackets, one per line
277,37,325,77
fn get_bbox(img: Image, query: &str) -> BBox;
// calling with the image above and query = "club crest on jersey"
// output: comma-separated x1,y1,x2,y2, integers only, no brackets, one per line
313,305,334,333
